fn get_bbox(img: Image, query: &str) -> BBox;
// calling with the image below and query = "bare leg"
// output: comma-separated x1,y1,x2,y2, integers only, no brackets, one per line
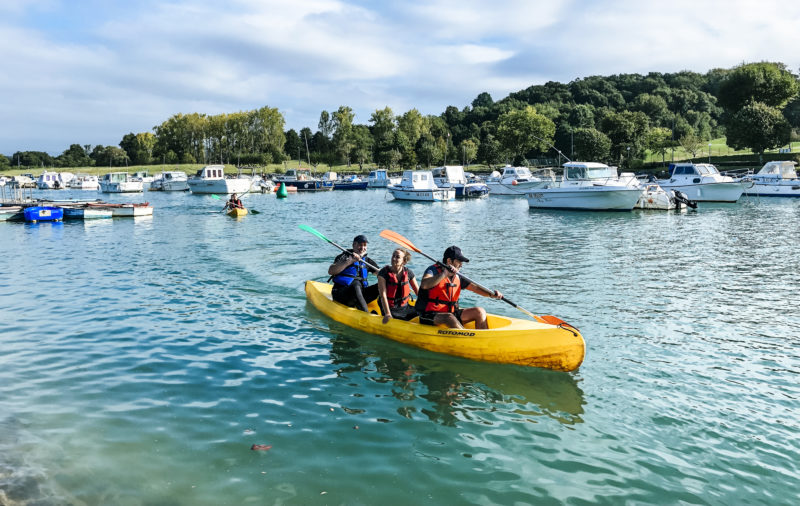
459,307,488,329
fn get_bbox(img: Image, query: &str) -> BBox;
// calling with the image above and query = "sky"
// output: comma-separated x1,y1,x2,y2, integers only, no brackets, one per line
2,0,800,155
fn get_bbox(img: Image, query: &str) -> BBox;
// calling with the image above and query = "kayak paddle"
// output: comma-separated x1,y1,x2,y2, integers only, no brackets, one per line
299,225,379,272
379,229,561,324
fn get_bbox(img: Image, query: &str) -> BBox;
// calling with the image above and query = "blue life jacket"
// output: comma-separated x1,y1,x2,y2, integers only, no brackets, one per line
332,255,370,288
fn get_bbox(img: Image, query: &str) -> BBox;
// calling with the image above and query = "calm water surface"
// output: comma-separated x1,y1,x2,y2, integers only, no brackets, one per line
1,188,798,505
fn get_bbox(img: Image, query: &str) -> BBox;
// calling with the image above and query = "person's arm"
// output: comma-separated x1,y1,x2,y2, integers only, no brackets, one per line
377,275,392,323
328,252,358,276
409,275,420,295
464,278,502,299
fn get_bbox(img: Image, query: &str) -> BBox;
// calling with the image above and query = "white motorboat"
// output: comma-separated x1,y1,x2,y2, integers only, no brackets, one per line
657,163,748,202
68,174,100,190
741,161,800,197
431,165,489,197
486,166,552,195
61,204,113,219
633,182,696,210
187,165,251,194
367,169,401,188
526,162,644,211
86,202,154,217
387,170,456,201
100,172,144,193
150,171,189,191
36,171,74,189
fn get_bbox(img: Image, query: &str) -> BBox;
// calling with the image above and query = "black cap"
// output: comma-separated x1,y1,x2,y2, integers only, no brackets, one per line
353,234,369,244
443,245,469,263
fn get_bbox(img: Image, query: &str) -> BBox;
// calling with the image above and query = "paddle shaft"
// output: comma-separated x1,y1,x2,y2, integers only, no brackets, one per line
299,225,379,273
326,240,380,274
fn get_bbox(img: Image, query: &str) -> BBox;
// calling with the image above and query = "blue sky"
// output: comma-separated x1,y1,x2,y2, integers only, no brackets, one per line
2,0,799,155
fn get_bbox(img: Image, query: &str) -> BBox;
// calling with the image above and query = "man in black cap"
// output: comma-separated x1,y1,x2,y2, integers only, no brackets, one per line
415,245,502,329
328,234,380,312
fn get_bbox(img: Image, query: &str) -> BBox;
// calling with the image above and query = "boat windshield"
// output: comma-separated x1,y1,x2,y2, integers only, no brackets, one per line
697,164,719,175
587,166,617,179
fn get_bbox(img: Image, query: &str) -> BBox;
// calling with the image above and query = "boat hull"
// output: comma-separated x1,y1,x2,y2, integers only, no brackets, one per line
387,187,456,201
333,181,368,190
227,207,248,217
23,206,63,222
0,206,24,221
100,181,144,193
62,206,113,219
656,181,745,202
187,178,251,194
527,187,643,210
743,182,800,197
305,280,585,371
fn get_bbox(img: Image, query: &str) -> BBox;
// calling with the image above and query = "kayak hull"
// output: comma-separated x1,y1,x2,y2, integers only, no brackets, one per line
227,207,248,217
305,280,585,371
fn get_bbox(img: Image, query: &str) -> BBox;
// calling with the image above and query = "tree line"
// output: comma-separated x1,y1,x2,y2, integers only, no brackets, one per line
2,61,798,172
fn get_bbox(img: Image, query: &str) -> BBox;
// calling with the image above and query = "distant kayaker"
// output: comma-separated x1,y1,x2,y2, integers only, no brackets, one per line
377,248,420,324
224,193,244,210
416,246,502,330
328,234,379,312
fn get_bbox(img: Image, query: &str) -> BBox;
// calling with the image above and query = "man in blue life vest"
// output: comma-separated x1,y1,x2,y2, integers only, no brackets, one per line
416,246,502,329
328,234,379,312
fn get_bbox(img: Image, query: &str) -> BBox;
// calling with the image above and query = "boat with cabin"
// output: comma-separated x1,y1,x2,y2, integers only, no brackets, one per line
68,174,100,190
150,171,189,191
741,161,800,197
328,172,368,190
272,168,333,191
187,165,251,194
387,170,456,201
100,172,144,193
657,163,748,202
431,166,489,197
526,162,644,210
131,171,155,189
367,169,401,188
36,171,74,190
486,166,553,195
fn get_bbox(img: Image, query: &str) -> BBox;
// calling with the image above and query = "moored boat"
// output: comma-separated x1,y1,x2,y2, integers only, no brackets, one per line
486,166,553,195
657,163,749,202
740,161,800,197
187,165,252,194
527,162,644,210
432,165,489,197
100,172,144,193
150,171,189,191
367,169,401,188
305,281,584,371
60,205,113,219
387,170,456,201
86,202,153,217
0,206,24,221
68,174,100,190
273,168,334,191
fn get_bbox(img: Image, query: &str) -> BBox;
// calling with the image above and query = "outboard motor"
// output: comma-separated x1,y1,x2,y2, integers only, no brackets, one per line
672,190,697,209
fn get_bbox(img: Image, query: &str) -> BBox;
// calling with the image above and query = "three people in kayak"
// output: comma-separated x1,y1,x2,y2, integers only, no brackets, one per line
377,248,420,324
328,234,379,312
415,246,502,329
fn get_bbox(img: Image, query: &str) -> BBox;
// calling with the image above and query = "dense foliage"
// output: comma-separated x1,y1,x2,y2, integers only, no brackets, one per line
7,62,799,170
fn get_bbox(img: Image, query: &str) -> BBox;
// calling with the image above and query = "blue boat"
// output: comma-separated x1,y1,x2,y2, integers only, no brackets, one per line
23,206,63,223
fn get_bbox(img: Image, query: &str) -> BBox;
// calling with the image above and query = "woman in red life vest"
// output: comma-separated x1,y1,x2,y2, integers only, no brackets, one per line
377,248,420,324
416,246,502,329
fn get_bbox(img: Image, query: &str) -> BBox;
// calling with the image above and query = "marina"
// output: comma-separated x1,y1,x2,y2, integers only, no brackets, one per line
1,186,799,504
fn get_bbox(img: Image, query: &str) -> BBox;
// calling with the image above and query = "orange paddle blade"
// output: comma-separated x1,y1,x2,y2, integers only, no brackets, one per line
379,229,421,253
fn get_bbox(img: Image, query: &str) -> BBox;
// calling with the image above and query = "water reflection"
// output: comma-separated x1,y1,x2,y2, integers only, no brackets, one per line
322,317,585,428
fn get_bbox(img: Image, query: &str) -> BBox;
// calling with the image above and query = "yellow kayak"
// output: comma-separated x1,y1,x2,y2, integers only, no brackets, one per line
227,207,248,217
305,280,585,371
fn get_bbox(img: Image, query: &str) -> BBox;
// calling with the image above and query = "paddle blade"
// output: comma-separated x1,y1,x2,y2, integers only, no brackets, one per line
298,224,331,243
250,210,260,215
379,229,421,253
210,194,222,200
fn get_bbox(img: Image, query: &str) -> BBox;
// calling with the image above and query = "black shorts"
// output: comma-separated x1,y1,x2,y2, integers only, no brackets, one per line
332,283,379,308
419,309,463,326
386,305,418,321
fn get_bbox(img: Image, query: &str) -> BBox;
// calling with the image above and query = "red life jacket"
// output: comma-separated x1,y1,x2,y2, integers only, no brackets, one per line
420,265,461,313
385,268,411,308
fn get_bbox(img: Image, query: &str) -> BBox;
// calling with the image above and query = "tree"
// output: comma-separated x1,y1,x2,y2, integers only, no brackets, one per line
496,105,556,163
717,62,799,111
725,102,791,154
459,139,478,166
645,127,673,166
572,128,611,162
120,132,155,165
397,108,426,147
678,133,704,159
318,111,334,139
284,129,302,161
351,125,373,169
56,144,92,168
600,110,649,167
332,106,355,166
0,153,10,169
471,92,494,109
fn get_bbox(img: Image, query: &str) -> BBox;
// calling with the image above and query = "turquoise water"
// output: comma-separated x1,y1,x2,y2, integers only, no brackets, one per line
1,189,799,505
